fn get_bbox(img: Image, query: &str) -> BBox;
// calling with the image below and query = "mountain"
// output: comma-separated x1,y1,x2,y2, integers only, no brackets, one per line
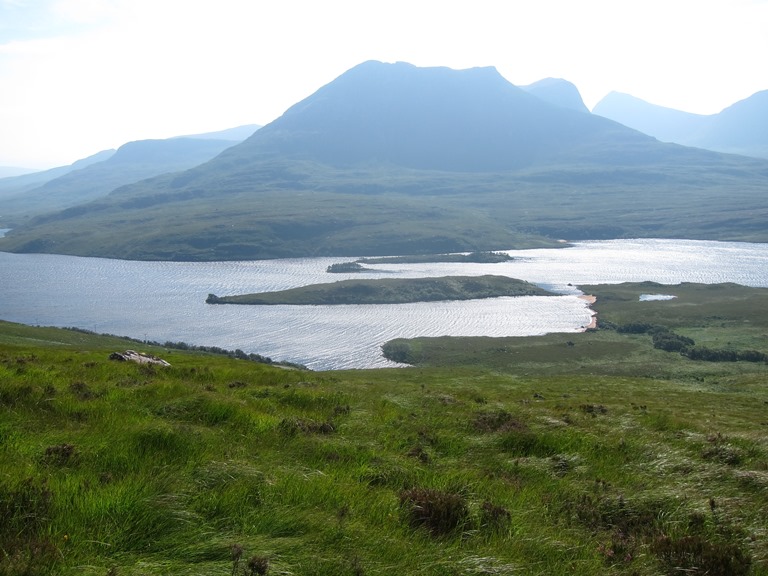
700,91,768,156
1,61,767,261
593,90,768,158
592,92,704,143
0,149,115,199
520,78,589,113
0,166,39,178
175,124,261,141
0,127,258,227
217,61,651,172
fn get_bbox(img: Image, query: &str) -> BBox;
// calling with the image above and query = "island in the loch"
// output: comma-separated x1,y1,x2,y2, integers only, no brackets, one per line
356,251,514,265
325,252,514,273
206,274,551,305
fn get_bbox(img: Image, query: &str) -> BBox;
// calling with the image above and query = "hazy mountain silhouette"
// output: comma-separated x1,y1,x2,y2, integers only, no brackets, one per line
520,78,589,113
1,61,767,260
0,166,39,178
593,90,768,158
0,149,115,197
701,91,768,156
0,127,258,225
175,124,261,141
217,61,657,173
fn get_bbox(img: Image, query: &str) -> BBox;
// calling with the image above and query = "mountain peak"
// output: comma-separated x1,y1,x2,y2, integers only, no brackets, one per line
594,90,768,157
229,61,621,172
520,78,589,113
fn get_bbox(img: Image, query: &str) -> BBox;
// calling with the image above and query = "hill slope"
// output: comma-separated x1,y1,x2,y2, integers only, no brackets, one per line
0,149,115,205
593,90,768,158
1,308,766,575
1,61,767,260
0,126,259,227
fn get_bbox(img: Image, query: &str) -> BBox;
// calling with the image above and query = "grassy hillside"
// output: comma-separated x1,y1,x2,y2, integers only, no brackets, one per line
1,282,767,575
1,156,767,260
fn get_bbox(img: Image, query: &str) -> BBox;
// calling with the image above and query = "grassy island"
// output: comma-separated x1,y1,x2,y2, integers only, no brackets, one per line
358,251,514,264
206,275,550,305
325,261,374,273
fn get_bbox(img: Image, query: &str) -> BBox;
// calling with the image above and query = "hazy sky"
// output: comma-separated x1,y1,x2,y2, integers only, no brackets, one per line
2,0,767,169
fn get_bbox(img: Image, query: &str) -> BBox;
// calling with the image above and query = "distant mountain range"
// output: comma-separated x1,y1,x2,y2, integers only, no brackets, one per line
593,91,768,159
520,78,589,113
0,125,259,226
0,149,115,198
0,62,766,261
0,166,39,178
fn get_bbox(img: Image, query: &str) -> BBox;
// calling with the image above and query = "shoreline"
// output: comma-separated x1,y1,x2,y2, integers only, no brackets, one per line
578,294,598,330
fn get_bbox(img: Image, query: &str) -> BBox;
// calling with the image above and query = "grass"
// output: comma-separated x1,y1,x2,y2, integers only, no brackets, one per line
0,284,768,576
1,279,767,574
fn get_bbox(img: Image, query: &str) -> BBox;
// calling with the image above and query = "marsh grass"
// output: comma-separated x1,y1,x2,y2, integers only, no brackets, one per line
1,317,767,574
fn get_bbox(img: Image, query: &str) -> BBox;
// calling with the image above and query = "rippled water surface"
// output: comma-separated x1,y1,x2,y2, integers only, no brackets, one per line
1,239,767,369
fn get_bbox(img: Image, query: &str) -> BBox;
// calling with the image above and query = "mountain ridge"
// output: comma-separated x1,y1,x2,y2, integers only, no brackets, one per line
0,127,258,226
520,78,589,113
593,90,768,158
1,61,766,261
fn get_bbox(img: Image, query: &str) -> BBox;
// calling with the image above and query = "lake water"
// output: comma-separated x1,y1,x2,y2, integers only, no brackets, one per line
1,238,767,370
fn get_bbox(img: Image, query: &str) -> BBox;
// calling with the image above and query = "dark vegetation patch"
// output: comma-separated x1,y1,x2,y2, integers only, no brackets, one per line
398,488,470,536
41,443,77,466
278,417,336,435
471,409,527,433
652,535,751,576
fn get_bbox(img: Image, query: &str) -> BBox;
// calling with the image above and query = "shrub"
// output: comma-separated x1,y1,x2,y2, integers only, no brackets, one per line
41,443,77,466
652,331,694,352
702,444,743,466
617,322,659,334
498,429,557,457
277,417,335,436
381,341,417,364
246,555,269,575
399,488,470,536
472,410,527,433
652,535,751,575
737,349,767,362
0,478,57,575
684,347,738,362
567,493,671,537
479,500,511,533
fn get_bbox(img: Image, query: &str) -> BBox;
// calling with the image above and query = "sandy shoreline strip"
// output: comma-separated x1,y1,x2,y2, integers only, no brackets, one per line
578,294,597,330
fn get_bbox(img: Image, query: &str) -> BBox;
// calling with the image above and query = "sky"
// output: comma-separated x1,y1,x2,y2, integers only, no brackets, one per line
2,0,767,169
